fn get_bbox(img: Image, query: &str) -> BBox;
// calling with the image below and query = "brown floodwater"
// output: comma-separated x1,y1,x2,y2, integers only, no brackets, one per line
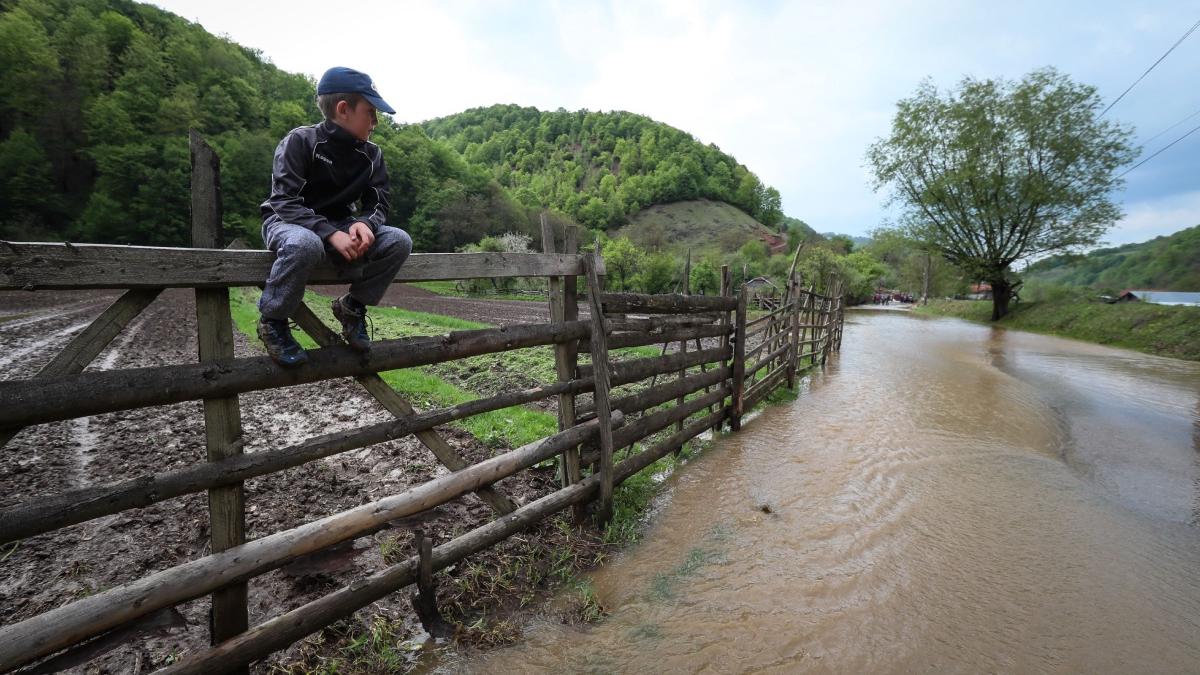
457,311,1200,673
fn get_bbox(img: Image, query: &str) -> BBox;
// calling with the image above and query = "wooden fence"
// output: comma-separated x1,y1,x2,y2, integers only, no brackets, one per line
0,135,844,674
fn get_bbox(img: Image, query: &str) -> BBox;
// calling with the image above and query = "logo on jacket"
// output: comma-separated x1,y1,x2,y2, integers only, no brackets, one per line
315,152,333,165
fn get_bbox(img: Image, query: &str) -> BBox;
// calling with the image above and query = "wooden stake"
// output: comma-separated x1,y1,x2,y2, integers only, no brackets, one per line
190,131,248,652
582,253,615,524
730,285,748,431
542,216,582,507
409,530,452,637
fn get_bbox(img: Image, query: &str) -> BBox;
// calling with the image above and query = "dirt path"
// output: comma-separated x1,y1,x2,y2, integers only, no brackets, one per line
0,289,558,672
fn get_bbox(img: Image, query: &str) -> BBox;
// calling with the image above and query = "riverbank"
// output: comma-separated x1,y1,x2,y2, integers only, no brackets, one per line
912,298,1200,361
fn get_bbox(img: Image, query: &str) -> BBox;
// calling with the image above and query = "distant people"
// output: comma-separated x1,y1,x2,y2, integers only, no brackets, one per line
257,67,413,366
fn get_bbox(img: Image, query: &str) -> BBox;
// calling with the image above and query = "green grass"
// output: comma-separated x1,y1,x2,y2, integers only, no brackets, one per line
229,289,557,448
915,298,1200,361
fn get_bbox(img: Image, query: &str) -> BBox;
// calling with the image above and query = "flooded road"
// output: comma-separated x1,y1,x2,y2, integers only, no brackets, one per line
464,311,1200,673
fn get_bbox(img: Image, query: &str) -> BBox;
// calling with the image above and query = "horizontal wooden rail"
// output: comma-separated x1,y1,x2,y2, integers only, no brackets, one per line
0,242,598,290
604,323,730,350
745,365,789,408
745,326,790,361
612,387,728,451
0,320,594,430
0,413,623,672
577,345,728,380
598,292,737,314
578,366,729,420
747,341,792,377
745,303,794,329
606,314,722,331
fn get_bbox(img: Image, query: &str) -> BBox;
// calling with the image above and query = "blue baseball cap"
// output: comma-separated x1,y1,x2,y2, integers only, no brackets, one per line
316,67,396,115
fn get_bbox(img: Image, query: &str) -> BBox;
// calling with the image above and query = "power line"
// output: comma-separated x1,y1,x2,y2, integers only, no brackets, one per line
1141,106,1200,146
1119,121,1200,178
1099,17,1200,118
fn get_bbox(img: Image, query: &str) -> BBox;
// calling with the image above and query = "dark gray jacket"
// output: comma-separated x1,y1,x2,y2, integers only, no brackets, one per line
260,120,389,240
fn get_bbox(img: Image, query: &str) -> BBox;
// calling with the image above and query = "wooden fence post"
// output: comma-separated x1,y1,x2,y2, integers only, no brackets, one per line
582,253,615,524
189,131,248,652
787,272,800,389
675,249,691,438
711,264,732,433
730,285,747,431
542,216,582,512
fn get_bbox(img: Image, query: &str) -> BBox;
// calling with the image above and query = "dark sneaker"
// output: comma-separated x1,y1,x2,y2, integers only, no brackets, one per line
332,295,371,352
257,318,308,367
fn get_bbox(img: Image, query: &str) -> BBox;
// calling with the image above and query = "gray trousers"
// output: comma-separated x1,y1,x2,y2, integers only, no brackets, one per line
258,219,413,321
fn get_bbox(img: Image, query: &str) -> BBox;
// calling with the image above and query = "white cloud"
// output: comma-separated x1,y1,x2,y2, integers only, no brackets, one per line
1107,191,1200,245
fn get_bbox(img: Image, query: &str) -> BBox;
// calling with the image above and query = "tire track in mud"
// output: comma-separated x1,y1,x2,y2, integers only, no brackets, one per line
0,320,91,373
69,309,155,487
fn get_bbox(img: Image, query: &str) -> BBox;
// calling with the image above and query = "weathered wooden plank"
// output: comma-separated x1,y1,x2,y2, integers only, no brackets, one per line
747,341,792,378
598,292,737,314
576,366,729,420
582,254,615,524
787,273,803,388
190,131,248,649
542,217,582,508
730,287,748,431
606,314,721,331
745,362,789,409
0,243,590,290
575,345,728,380
0,414,621,673
0,320,595,430
0,287,161,450
290,302,516,516
604,322,729,350
713,265,732,433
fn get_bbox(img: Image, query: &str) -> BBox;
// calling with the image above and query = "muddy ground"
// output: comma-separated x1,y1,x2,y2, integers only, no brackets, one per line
0,287,612,673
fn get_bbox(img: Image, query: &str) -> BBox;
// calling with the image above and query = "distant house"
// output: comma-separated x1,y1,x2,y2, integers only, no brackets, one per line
1100,290,1139,304
966,282,992,300
746,276,781,310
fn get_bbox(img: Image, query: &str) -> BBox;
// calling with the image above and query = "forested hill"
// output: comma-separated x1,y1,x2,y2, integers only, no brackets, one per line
1023,225,1200,291
420,105,783,232
0,1,786,252
0,0,524,250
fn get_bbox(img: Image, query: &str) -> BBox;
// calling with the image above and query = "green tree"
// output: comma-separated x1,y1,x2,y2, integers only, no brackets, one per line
601,236,644,291
689,256,721,295
635,252,678,294
867,68,1137,319
0,129,56,238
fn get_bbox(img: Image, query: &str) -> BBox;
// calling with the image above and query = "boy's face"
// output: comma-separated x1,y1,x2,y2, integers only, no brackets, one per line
336,98,378,142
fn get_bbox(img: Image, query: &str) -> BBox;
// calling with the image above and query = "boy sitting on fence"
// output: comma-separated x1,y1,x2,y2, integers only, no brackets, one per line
257,66,413,366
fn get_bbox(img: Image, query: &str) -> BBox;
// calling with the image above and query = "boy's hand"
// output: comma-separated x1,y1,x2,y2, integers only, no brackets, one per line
328,231,360,262
349,221,375,257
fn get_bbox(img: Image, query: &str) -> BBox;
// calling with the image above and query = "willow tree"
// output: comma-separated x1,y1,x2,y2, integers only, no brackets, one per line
866,68,1137,320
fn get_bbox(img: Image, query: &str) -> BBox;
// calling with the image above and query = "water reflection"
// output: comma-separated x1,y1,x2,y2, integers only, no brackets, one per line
459,312,1200,674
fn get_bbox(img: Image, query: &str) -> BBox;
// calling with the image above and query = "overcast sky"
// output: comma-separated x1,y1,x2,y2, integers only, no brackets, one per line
153,0,1200,246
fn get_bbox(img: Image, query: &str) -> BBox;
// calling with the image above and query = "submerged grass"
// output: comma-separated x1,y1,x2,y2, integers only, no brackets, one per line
915,298,1200,361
